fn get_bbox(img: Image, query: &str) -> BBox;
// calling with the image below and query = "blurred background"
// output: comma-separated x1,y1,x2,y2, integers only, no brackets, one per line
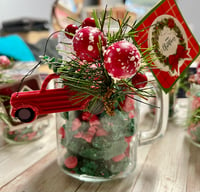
0,0,199,41
0,0,199,63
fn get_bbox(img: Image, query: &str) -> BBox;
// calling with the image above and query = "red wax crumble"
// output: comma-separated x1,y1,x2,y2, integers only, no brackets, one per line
71,118,81,131
59,126,65,138
95,128,108,136
112,153,126,162
119,95,135,112
81,111,94,121
64,156,78,169
128,111,135,119
125,145,130,157
124,136,133,143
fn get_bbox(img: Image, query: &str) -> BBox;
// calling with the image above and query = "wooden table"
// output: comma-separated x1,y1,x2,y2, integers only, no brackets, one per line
0,99,200,192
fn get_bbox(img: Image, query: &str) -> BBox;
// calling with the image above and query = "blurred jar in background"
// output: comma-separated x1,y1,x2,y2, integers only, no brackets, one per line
187,68,200,147
0,60,49,144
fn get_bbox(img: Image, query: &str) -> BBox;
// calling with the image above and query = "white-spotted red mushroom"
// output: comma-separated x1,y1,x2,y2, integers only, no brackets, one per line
104,40,141,80
73,26,106,62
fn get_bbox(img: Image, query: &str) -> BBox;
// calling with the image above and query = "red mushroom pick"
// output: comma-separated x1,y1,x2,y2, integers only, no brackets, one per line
104,40,141,80
72,26,106,62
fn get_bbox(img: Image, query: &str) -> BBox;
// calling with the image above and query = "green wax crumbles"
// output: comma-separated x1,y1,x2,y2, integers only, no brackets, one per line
59,108,136,178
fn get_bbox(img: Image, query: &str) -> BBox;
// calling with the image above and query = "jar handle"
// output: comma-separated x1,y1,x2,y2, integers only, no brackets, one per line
138,73,169,145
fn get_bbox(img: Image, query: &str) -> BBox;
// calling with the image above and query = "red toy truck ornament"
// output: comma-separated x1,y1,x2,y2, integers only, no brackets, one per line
10,73,92,123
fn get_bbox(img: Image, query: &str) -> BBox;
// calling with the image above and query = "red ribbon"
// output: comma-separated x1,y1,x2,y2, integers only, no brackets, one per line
168,45,189,72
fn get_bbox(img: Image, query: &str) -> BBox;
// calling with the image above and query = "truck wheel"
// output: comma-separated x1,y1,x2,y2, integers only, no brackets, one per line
15,108,36,123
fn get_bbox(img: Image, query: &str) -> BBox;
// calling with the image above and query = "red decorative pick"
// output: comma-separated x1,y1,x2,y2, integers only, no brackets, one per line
10,73,93,123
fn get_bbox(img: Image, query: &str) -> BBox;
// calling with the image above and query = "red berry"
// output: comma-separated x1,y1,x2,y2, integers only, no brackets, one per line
73,26,106,62
104,40,141,79
81,17,96,28
131,73,148,89
112,153,126,162
81,111,98,121
0,55,11,68
64,156,78,169
64,24,78,39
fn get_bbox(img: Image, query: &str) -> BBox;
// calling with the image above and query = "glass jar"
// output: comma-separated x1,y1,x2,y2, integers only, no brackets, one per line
0,98,49,144
149,83,178,120
55,74,169,182
187,83,200,147
56,108,138,181
0,70,49,144
2,119,49,144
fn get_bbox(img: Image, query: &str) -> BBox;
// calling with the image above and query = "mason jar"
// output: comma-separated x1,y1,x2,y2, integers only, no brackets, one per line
0,69,49,144
55,74,169,182
2,119,49,144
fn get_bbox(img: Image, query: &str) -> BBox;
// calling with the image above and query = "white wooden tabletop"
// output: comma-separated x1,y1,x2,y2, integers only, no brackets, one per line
0,99,200,192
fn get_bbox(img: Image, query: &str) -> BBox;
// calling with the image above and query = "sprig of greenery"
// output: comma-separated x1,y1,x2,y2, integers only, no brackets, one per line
41,8,159,115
